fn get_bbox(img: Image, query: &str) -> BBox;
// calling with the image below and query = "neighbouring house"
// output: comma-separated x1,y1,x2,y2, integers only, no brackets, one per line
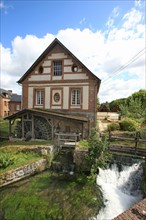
0,89,11,117
0,89,21,117
5,38,101,140
9,93,22,115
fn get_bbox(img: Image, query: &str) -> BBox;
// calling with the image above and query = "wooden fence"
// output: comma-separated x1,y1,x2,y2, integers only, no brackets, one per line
108,132,146,157
55,132,81,147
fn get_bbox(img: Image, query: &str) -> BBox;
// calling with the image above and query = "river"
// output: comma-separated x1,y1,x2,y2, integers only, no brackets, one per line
95,162,143,220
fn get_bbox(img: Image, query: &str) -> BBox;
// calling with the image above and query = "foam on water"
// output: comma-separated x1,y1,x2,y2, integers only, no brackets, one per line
95,163,143,220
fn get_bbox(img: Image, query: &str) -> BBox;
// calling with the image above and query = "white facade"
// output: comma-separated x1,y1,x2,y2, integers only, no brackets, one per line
28,84,89,110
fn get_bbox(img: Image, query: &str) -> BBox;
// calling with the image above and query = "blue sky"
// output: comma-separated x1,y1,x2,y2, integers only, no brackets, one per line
1,1,135,47
0,0,146,102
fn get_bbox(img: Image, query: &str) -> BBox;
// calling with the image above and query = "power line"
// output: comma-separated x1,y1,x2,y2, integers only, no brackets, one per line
102,51,145,87
102,47,146,84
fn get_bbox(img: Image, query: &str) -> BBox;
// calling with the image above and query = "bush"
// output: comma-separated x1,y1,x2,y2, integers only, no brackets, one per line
107,122,120,131
139,128,146,139
119,118,140,131
86,129,112,176
0,153,15,169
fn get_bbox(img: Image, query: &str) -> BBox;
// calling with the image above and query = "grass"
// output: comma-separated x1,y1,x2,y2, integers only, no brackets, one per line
0,146,44,175
110,140,146,149
0,139,52,148
0,171,103,220
0,118,9,137
78,139,89,149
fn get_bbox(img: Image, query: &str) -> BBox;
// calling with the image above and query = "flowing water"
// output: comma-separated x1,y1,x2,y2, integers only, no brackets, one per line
95,162,143,220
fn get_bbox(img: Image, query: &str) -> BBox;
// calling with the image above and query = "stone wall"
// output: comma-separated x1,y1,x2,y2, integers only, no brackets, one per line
0,147,89,187
0,158,48,188
74,149,89,172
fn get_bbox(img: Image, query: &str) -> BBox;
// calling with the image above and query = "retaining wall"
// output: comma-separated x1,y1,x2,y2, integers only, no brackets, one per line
0,158,48,187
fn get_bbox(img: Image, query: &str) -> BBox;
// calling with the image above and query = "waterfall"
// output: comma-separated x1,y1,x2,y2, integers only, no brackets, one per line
95,162,143,220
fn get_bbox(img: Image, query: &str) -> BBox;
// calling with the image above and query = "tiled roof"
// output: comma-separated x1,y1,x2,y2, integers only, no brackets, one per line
0,88,11,99
113,198,146,220
4,108,88,122
0,88,21,101
10,94,21,102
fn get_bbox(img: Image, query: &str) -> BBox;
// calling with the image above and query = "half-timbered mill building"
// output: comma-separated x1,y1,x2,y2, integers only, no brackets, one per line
5,38,101,140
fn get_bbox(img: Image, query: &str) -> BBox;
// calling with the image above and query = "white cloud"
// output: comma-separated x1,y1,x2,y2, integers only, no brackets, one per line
0,1,5,8
106,6,120,28
134,0,143,8
0,5,145,103
79,17,86,25
122,8,143,30
112,7,120,17
0,1,13,14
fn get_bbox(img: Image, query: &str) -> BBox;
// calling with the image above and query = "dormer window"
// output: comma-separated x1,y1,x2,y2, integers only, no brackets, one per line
53,61,62,76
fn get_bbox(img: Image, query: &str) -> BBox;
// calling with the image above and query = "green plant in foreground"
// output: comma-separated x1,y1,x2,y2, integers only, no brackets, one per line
0,153,15,169
86,129,112,181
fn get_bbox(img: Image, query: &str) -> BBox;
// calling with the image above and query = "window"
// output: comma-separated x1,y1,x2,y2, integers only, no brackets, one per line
16,105,20,111
36,90,44,105
71,89,81,105
53,61,62,76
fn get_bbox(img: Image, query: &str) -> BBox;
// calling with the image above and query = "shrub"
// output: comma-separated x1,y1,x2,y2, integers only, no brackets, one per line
119,118,140,131
0,153,15,169
139,128,146,139
78,139,89,148
107,122,120,131
86,129,112,177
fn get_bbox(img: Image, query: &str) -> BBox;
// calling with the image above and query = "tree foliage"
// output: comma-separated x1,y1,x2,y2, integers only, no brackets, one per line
120,90,146,124
99,90,146,120
109,98,126,112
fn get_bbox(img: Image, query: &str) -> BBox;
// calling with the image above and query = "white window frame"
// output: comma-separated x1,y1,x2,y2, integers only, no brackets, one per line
71,89,81,105
53,61,62,76
36,90,44,105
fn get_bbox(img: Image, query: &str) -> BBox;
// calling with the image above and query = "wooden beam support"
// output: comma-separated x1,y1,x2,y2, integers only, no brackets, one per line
22,117,25,139
9,120,12,138
31,115,35,139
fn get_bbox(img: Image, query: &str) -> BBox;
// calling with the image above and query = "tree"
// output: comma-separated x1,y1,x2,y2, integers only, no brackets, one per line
120,90,146,124
109,98,126,112
99,102,110,112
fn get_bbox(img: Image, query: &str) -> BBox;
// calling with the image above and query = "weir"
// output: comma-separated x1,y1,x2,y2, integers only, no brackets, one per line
111,154,145,166
95,160,144,220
